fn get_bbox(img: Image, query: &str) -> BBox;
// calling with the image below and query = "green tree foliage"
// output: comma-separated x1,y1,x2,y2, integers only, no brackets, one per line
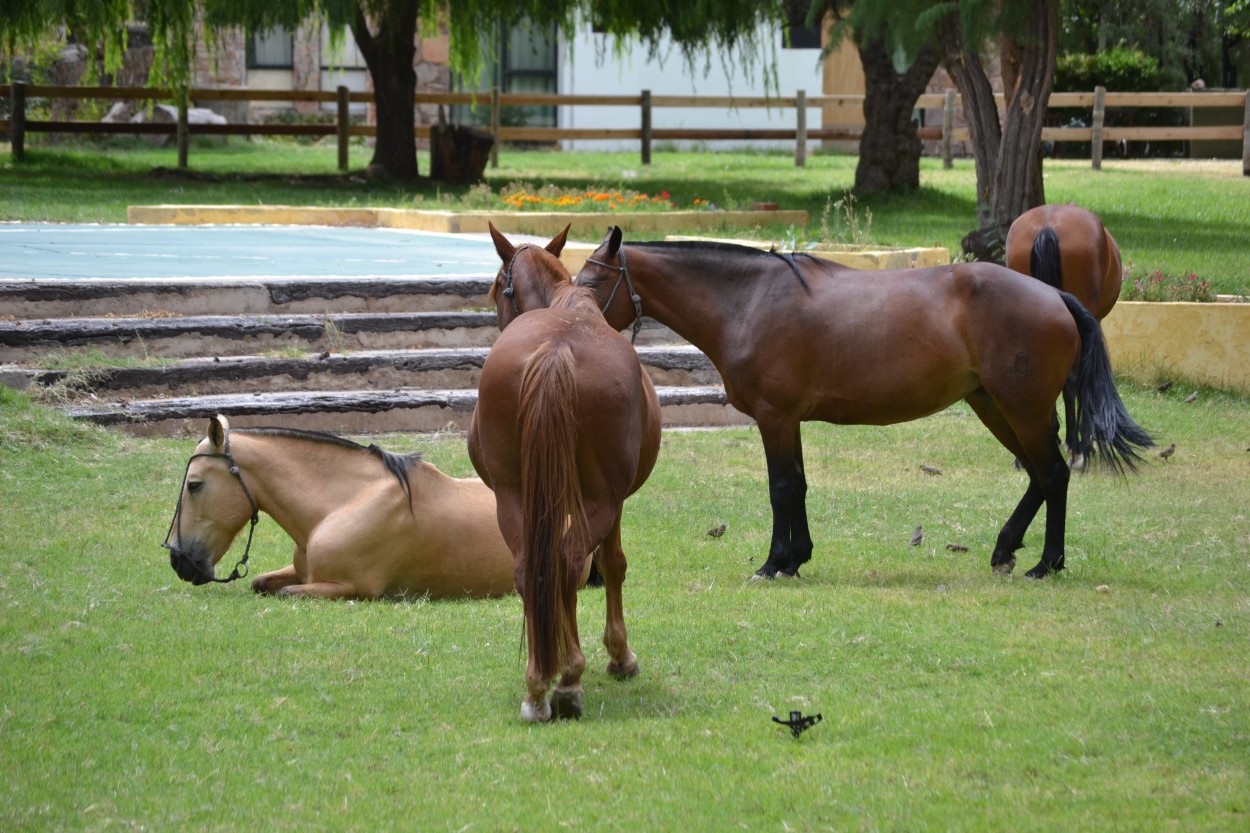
2,0,796,179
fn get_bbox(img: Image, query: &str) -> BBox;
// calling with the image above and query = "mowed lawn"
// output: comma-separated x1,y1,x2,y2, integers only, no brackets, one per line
1,384,1247,831
1,141,1248,294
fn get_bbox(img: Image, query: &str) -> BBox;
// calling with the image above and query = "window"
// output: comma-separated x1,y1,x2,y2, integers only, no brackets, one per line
456,18,559,129
247,26,293,69
782,22,822,50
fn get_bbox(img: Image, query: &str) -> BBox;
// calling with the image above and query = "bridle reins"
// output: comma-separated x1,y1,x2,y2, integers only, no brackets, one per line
162,427,259,584
581,247,643,343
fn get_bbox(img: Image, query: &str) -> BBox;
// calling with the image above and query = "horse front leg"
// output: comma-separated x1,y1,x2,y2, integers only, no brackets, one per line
755,416,807,579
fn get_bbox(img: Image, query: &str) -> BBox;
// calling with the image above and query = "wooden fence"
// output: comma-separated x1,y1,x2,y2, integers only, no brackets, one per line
3,82,1248,175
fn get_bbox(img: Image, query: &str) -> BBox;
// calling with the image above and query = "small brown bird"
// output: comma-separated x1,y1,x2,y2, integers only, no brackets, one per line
1158,443,1176,460
910,525,924,546
945,543,969,553
706,523,727,538
920,465,943,476
1156,380,1173,393
1184,392,1199,403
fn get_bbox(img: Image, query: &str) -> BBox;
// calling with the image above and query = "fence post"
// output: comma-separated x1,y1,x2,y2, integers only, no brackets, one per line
1242,90,1250,177
795,89,807,167
490,87,500,169
176,97,189,169
641,89,652,165
1090,85,1105,170
10,81,26,162
942,89,956,169
336,86,350,171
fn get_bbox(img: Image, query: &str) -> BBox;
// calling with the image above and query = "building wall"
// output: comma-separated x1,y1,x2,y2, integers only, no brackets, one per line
557,23,828,151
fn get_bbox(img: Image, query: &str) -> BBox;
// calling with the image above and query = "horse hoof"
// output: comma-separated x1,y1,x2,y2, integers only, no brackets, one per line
552,686,583,720
607,654,640,680
991,557,1017,575
776,569,801,580
520,696,552,723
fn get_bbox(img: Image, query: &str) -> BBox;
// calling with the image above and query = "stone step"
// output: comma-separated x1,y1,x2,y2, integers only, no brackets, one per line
65,385,751,437
0,311,501,362
1,346,722,398
0,311,683,363
0,276,495,318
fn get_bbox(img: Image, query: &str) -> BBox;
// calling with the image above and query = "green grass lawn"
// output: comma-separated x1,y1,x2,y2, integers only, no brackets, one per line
3,139,1248,294
2,385,1247,831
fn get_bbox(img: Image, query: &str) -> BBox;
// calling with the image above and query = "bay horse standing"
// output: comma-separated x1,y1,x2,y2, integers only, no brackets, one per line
469,224,661,722
576,227,1151,582
163,415,523,599
1006,204,1124,462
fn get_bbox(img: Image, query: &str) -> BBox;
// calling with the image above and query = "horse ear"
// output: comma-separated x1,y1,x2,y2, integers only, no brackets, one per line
545,224,571,257
607,225,623,257
208,414,228,449
488,222,515,263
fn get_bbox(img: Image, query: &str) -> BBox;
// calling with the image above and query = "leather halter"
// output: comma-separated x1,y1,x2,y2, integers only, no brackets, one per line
497,244,530,317
581,247,643,343
162,427,259,585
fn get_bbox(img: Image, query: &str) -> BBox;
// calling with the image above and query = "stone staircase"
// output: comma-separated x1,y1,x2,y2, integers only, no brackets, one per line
0,275,748,437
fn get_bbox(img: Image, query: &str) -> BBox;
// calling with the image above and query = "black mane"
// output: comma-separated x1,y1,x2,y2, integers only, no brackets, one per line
234,427,423,509
630,239,815,293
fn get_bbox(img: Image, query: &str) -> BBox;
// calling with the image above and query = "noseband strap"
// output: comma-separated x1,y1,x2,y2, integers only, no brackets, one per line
498,244,530,317
162,428,259,584
583,248,643,343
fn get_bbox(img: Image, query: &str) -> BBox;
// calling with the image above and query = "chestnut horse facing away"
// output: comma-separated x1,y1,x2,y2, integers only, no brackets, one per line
164,414,530,599
576,227,1151,582
1006,203,1123,320
1006,204,1124,462
469,224,661,722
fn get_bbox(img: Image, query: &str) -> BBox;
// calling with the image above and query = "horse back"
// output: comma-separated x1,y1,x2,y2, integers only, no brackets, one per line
476,308,659,502
1005,204,1120,319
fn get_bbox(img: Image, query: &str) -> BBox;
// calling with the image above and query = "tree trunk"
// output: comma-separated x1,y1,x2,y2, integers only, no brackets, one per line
351,2,420,180
940,0,1058,262
854,36,940,195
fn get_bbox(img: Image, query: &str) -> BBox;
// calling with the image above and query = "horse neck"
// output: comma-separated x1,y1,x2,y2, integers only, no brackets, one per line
549,283,605,317
229,433,372,547
627,246,759,359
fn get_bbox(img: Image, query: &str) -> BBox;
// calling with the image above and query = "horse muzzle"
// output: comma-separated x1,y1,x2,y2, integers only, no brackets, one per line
166,546,216,586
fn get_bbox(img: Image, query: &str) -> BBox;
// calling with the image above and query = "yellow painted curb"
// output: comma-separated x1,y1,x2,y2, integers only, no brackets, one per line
127,204,809,238
1102,301,1250,393
667,235,951,269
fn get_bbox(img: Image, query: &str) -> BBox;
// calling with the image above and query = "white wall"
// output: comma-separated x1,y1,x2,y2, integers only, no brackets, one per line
557,24,825,151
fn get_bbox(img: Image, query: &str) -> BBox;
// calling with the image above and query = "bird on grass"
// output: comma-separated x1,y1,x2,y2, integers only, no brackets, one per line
920,465,943,476
1158,443,1176,461
1157,380,1173,393
910,525,924,546
1184,392,1199,403
706,523,727,538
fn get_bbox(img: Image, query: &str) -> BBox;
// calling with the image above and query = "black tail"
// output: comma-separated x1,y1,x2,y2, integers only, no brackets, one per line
1060,291,1154,473
1030,227,1063,290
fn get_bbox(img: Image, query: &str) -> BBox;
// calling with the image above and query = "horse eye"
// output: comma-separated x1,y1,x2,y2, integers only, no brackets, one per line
187,481,204,495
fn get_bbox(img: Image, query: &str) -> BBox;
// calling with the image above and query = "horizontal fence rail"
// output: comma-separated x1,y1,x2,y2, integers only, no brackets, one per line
3,82,1248,174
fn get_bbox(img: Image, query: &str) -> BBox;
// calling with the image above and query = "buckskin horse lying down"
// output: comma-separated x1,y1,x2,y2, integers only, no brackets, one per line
163,415,588,599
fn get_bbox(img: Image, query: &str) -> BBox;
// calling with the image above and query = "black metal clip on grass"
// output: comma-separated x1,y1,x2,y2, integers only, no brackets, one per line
773,710,822,739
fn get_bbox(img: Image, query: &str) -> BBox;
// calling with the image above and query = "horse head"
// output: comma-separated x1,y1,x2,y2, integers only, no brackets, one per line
487,222,572,330
163,415,259,585
576,226,641,337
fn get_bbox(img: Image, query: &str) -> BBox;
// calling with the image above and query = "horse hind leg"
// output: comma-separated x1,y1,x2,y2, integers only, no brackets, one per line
551,607,586,720
966,391,1068,577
